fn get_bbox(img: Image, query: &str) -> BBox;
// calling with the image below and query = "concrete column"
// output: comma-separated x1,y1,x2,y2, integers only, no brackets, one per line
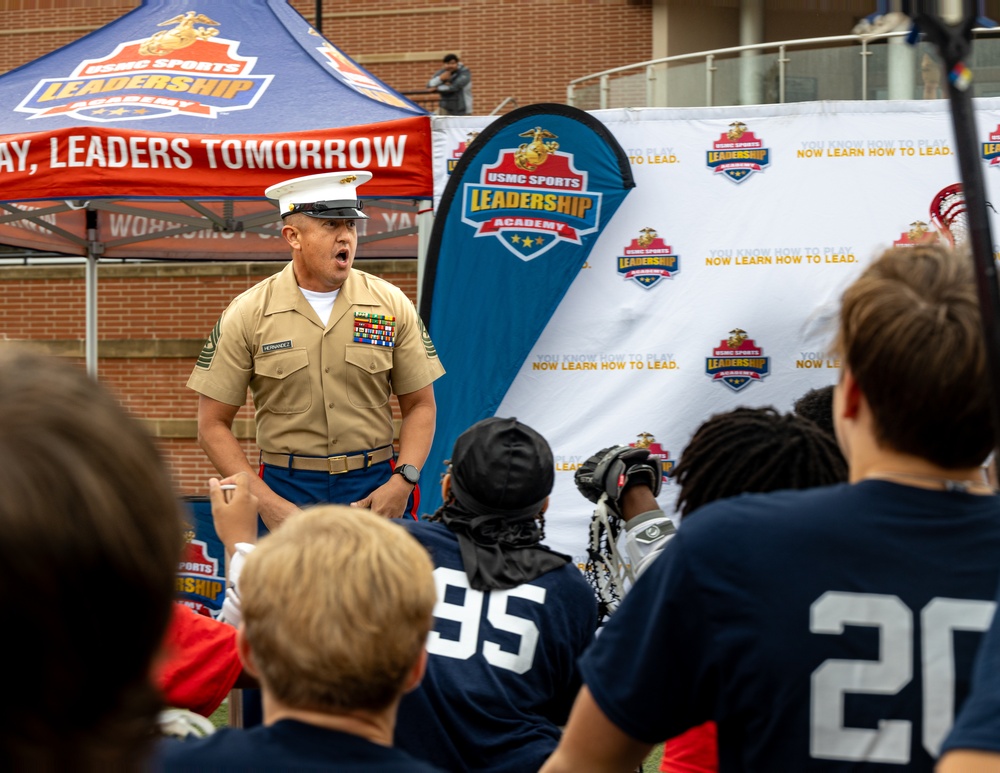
940,0,963,25
740,0,764,105
887,37,916,99
883,0,914,100
651,0,668,107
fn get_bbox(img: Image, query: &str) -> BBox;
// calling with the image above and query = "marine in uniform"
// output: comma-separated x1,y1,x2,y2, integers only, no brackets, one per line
188,171,445,528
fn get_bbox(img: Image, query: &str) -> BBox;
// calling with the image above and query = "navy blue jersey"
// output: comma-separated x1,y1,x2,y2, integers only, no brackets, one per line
396,520,597,773
941,577,1000,755
159,719,444,771
582,481,1000,771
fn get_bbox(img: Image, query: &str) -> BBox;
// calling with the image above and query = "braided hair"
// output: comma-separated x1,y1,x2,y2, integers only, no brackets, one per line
673,406,848,520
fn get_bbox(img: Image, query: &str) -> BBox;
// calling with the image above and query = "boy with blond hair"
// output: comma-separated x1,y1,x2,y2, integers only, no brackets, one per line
162,506,442,771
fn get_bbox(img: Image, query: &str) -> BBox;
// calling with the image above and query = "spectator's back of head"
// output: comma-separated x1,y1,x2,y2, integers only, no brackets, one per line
0,348,183,772
449,416,554,519
834,245,991,468
673,406,848,519
240,506,436,715
433,417,569,591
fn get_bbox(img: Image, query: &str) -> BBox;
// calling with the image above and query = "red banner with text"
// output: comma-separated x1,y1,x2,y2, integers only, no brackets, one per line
0,118,431,202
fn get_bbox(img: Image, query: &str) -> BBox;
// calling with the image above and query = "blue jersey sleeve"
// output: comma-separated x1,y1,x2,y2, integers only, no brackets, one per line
941,580,1000,754
579,530,716,744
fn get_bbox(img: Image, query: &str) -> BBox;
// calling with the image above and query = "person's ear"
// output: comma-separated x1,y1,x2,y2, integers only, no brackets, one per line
281,222,301,250
839,368,862,420
403,647,429,694
236,624,260,679
441,471,453,503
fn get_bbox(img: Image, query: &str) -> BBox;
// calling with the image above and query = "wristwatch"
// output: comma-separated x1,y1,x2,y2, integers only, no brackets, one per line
394,464,420,486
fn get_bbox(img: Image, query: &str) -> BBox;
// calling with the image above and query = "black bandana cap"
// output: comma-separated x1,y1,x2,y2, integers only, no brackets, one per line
448,417,554,518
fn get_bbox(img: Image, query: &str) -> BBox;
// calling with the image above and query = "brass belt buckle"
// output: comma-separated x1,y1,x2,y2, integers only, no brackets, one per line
327,455,349,475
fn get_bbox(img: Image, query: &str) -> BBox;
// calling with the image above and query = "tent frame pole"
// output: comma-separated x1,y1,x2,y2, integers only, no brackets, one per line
416,198,433,310
911,0,1000,463
85,208,100,378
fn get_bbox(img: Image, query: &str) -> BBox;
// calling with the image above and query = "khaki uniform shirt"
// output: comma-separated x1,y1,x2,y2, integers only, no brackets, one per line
187,263,445,457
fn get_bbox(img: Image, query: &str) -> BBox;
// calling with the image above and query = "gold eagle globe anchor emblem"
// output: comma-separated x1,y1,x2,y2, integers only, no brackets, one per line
633,432,655,449
908,220,938,243
514,127,559,172
138,12,221,56
727,121,748,140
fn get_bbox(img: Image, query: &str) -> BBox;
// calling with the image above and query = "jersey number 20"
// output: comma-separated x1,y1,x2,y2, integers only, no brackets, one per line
810,590,995,763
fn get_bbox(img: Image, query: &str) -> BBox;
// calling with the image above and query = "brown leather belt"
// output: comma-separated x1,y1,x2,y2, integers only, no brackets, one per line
261,445,394,474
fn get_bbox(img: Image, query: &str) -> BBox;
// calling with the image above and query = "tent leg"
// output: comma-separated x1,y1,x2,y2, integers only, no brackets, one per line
416,198,433,310
85,249,97,377
85,208,100,378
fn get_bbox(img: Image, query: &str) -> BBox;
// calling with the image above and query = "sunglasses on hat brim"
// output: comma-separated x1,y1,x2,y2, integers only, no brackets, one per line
282,199,369,219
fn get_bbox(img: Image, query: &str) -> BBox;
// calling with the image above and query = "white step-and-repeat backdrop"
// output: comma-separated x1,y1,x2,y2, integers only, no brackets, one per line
430,99,998,566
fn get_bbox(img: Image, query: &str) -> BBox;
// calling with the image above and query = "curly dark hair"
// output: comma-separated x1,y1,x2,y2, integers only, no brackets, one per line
673,406,848,519
792,384,837,439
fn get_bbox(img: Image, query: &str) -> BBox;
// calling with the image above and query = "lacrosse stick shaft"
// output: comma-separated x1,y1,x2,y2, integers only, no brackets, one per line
914,0,1000,462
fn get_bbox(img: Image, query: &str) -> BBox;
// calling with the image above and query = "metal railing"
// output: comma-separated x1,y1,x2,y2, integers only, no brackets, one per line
567,27,1000,110
400,92,517,116
489,97,518,115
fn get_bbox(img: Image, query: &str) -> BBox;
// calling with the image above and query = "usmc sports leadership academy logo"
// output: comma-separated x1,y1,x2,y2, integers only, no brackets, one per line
630,432,675,480
461,126,601,261
705,328,770,391
17,11,273,121
448,131,480,174
706,121,771,183
982,124,1000,168
618,228,680,288
177,529,225,618
310,28,411,110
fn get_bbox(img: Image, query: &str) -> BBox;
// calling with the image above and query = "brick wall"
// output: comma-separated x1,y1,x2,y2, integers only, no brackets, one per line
0,0,647,498
0,1,132,70
0,259,416,497
0,0,652,114
328,0,653,113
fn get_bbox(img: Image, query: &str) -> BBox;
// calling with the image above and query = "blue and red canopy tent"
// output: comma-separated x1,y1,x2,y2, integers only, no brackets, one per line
0,0,433,372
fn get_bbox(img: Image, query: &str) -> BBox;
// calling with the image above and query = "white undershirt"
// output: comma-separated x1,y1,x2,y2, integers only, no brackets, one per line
299,287,339,326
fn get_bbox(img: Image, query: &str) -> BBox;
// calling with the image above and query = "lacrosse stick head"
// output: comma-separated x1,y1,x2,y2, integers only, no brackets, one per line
930,183,968,247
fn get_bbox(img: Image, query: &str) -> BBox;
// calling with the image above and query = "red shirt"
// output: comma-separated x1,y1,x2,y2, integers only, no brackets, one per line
661,721,718,773
155,603,243,717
